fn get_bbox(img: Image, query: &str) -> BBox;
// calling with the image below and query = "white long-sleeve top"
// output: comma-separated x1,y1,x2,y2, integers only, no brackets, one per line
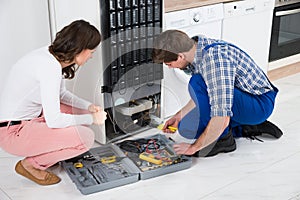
0,46,93,128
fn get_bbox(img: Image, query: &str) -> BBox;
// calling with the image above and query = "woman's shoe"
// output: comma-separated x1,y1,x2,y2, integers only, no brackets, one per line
15,160,61,185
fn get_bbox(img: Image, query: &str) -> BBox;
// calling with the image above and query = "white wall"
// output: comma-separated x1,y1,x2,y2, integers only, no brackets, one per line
0,0,51,93
0,0,106,143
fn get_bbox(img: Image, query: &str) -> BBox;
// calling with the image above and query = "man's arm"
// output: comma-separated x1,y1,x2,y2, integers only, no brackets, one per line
176,99,195,120
173,116,230,155
162,99,195,132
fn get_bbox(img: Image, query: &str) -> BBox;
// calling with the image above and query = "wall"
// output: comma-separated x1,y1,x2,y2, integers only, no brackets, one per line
0,0,51,93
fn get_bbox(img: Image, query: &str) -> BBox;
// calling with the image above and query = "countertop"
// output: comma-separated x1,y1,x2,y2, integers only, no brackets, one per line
165,0,235,12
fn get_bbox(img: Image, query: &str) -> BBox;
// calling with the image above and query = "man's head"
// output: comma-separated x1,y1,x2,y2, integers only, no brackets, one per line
152,30,195,69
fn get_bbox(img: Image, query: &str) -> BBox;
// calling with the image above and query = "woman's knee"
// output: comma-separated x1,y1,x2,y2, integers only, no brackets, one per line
75,126,95,149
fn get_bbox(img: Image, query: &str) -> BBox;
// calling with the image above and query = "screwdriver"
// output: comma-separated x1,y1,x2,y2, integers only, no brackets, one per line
157,124,177,132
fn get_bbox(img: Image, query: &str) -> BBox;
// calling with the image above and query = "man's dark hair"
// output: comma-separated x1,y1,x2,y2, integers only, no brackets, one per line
152,30,194,63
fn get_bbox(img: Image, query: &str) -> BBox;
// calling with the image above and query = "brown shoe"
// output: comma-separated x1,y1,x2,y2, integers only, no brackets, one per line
15,160,61,186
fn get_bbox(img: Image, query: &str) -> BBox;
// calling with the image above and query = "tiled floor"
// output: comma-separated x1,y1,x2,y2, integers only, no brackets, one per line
1,73,300,200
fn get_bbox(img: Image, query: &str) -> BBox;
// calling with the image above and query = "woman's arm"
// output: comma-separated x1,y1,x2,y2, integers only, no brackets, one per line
59,79,92,110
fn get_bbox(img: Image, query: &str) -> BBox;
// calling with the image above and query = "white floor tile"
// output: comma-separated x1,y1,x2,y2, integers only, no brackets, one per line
1,73,300,199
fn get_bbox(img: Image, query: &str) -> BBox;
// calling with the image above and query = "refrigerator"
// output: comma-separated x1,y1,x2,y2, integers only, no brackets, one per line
48,0,164,144
48,0,106,143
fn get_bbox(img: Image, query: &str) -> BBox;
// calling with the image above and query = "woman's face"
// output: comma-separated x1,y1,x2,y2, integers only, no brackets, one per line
75,49,96,66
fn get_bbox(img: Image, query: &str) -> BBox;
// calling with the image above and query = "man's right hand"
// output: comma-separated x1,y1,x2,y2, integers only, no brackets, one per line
162,116,179,133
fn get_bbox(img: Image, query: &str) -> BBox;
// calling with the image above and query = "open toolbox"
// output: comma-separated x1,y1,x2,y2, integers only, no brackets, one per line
61,134,192,195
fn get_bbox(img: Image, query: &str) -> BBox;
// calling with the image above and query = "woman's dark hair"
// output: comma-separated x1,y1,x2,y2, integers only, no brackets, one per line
49,20,101,79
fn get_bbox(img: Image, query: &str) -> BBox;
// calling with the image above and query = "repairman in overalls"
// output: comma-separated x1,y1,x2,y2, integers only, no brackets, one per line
152,30,282,157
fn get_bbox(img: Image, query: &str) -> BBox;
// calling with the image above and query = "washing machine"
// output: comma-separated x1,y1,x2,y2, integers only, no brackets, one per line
163,3,224,118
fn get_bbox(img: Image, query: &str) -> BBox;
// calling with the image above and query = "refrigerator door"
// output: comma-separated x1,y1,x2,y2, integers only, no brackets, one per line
48,0,106,143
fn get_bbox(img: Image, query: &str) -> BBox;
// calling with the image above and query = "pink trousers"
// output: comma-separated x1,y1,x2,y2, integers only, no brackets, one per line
0,104,94,170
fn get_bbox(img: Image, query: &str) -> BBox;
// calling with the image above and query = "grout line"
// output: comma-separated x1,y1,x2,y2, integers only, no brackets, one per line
0,188,12,200
288,194,300,200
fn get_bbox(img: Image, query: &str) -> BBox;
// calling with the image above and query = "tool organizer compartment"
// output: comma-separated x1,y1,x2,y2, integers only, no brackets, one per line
61,144,140,195
117,134,192,180
62,134,192,195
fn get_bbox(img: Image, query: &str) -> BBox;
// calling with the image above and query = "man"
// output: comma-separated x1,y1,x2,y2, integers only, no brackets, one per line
152,30,282,157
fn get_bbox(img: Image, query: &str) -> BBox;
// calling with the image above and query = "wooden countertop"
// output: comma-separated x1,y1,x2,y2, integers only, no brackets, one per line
165,0,235,12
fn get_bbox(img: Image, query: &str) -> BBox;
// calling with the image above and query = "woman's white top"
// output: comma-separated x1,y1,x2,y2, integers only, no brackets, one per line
0,46,93,128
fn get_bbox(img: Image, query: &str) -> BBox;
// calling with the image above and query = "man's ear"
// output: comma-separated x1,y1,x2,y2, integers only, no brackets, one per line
177,53,185,60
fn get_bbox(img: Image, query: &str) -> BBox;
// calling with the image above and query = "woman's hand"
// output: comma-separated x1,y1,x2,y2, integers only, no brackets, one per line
92,110,107,125
88,104,101,113
88,104,107,125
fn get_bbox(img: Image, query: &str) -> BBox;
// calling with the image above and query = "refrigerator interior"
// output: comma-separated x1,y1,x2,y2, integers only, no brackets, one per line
99,0,164,143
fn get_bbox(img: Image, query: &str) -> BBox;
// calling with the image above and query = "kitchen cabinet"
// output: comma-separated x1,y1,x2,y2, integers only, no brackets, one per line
164,0,234,12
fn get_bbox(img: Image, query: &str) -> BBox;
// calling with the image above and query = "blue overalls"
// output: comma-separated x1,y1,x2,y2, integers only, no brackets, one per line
177,42,279,140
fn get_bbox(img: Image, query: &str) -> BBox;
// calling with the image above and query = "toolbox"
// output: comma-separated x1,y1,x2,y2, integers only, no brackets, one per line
61,134,192,195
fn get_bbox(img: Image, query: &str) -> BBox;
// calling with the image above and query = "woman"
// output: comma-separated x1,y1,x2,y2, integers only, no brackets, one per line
0,20,107,185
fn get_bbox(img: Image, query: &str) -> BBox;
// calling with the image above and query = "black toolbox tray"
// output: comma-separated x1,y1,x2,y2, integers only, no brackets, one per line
61,133,192,195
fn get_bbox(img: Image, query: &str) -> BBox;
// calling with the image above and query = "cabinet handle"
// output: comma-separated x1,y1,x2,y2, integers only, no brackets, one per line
245,7,255,13
276,8,300,16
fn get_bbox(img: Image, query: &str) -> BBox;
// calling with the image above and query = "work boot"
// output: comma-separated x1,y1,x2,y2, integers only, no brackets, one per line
241,120,283,141
193,131,236,157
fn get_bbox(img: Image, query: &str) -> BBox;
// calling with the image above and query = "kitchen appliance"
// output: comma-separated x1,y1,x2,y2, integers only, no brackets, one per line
99,0,164,143
48,0,107,143
222,0,275,72
49,0,164,144
269,0,300,62
163,3,224,118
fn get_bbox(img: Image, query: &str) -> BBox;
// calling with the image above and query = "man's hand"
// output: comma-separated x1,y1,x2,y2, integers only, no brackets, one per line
173,142,198,155
162,118,178,133
162,112,181,133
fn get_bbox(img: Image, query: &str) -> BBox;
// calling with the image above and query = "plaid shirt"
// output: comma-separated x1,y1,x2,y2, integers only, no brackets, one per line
191,35,274,117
